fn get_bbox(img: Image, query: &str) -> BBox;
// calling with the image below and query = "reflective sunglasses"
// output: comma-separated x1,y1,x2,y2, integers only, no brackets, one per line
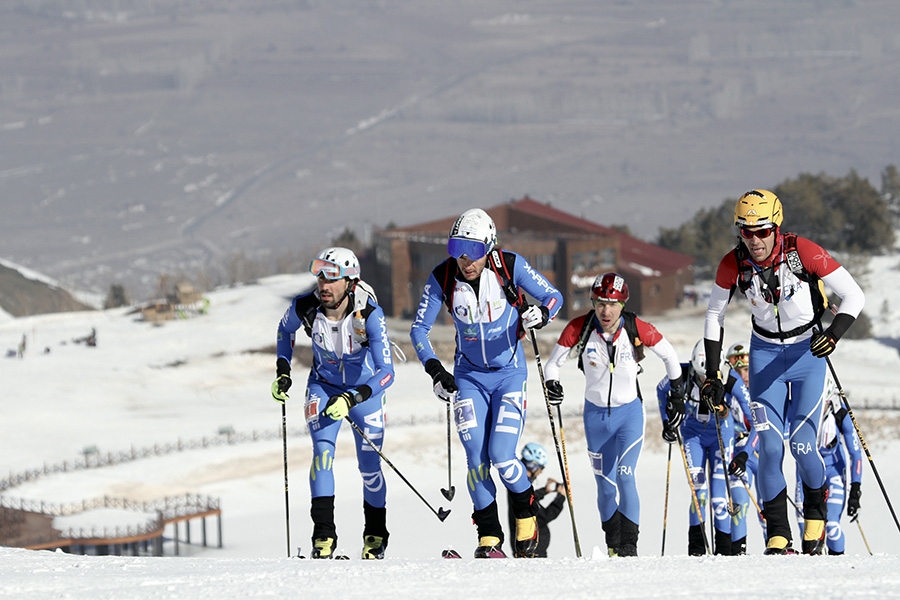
739,226,775,240
309,258,357,280
447,237,487,260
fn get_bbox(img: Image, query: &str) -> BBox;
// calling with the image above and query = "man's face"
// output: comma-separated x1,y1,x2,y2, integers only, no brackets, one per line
457,255,488,281
740,225,777,262
594,300,624,334
317,275,351,309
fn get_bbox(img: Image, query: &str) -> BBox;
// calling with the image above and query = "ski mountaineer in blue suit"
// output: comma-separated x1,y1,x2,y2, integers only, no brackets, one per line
722,342,764,553
700,189,865,555
272,247,395,560
657,340,756,556
409,208,563,559
794,374,864,555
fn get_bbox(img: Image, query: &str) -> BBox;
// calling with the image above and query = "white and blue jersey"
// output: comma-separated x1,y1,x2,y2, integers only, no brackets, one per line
277,289,395,506
410,251,562,510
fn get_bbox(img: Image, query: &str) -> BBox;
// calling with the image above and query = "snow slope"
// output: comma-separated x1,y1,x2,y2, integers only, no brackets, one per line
2,261,900,599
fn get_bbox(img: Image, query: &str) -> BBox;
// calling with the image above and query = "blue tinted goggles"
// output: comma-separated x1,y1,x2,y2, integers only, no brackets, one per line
447,238,487,260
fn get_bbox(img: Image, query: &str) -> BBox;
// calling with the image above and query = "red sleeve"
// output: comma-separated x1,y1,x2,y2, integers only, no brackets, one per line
795,236,841,277
714,249,740,289
557,313,589,349
634,317,664,346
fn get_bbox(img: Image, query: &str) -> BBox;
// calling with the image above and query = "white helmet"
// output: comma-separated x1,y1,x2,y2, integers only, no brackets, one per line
447,208,497,260
690,340,706,375
726,342,749,368
309,247,360,280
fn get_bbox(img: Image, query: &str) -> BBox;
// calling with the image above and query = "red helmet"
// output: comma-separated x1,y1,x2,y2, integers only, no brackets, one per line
591,272,629,304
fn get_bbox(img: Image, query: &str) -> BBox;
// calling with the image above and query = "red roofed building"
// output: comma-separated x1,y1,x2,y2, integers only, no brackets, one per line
370,197,694,319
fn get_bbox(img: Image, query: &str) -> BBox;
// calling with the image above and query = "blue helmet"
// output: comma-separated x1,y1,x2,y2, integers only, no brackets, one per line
521,442,548,470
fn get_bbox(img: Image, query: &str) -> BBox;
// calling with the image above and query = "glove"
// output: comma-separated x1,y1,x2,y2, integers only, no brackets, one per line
546,379,564,406
847,481,862,521
810,328,837,358
661,423,677,444
425,359,457,403
520,305,550,330
271,375,291,403
729,452,748,478
665,387,686,429
699,377,725,414
322,391,360,421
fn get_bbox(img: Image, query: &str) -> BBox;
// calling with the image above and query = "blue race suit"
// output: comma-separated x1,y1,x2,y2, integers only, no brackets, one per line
277,289,395,507
409,251,562,511
795,377,864,554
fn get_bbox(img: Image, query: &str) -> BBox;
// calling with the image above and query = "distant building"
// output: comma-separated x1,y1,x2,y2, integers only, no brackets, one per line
369,197,695,319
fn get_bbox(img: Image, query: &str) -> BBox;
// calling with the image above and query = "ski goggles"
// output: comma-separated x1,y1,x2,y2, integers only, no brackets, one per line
447,237,487,260
739,225,776,240
729,355,749,368
309,259,359,280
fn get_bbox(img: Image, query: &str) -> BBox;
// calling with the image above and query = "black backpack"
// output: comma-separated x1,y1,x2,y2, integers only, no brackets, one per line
571,310,644,372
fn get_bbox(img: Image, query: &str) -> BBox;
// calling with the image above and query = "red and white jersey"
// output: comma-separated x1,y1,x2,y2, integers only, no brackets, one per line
704,234,865,345
545,313,681,409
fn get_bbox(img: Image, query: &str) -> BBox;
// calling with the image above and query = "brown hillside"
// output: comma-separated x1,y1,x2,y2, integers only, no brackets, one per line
0,264,93,317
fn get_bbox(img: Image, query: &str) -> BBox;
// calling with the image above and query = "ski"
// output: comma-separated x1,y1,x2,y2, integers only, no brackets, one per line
442,548,462,559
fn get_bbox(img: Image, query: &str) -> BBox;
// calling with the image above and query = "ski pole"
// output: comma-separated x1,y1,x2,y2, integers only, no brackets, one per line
857,518,873,555
344,417,451,522
280,400,292,558
529,330,582,558
661,441,673,556
739,476,764,522
441,401,456,501
676,429,710,555
824,355,900,535
713,413,738,516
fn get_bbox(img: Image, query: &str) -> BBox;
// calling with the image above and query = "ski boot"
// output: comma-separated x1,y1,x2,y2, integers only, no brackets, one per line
801,483,828,556
603,512,622,557
474,536,507,558
688,524,707,556
514,516,538,558
311,537,337,559
472,502,506,558
731,537,747,556
763,535,798,555
617,516,639,557
761,488,797,555
713,528,733,556
361,535,386,560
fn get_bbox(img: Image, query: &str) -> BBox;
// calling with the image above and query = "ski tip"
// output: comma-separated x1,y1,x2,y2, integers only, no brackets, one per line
441,549,462,559
437,507,451,521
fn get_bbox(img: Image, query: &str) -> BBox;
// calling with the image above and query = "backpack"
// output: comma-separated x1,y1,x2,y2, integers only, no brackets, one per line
733,232,829,340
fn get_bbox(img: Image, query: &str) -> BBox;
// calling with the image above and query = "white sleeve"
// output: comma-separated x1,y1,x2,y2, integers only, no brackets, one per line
648,336,683,381
703,283,731,341
543,343,570,381
822,266,865,319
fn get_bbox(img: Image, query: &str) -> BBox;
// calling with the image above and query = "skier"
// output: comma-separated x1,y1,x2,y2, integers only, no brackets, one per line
794,375,863,555
699,189,865,555
409,208,563,558
543,272,683,557
657,340,755,555
724,341,764,551
505,442,567,558
272,247,395,560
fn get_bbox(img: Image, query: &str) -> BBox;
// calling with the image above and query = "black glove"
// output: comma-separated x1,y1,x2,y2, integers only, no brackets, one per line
729,452,748,478
425,359,457,403
546,379,564,406
661,423,677,444
699,377,725,414
810,328,837,358
665,385,686,429
847,481,862,521
271,358,292,403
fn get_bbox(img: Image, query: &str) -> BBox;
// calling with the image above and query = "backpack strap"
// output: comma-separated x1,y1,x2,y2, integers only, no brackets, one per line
575,310,645,372
487,249,523,308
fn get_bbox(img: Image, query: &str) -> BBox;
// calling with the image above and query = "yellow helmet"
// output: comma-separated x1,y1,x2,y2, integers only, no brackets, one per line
734,189,783,227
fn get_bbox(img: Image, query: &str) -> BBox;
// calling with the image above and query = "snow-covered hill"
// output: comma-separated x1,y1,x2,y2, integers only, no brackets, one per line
2,257,900,598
